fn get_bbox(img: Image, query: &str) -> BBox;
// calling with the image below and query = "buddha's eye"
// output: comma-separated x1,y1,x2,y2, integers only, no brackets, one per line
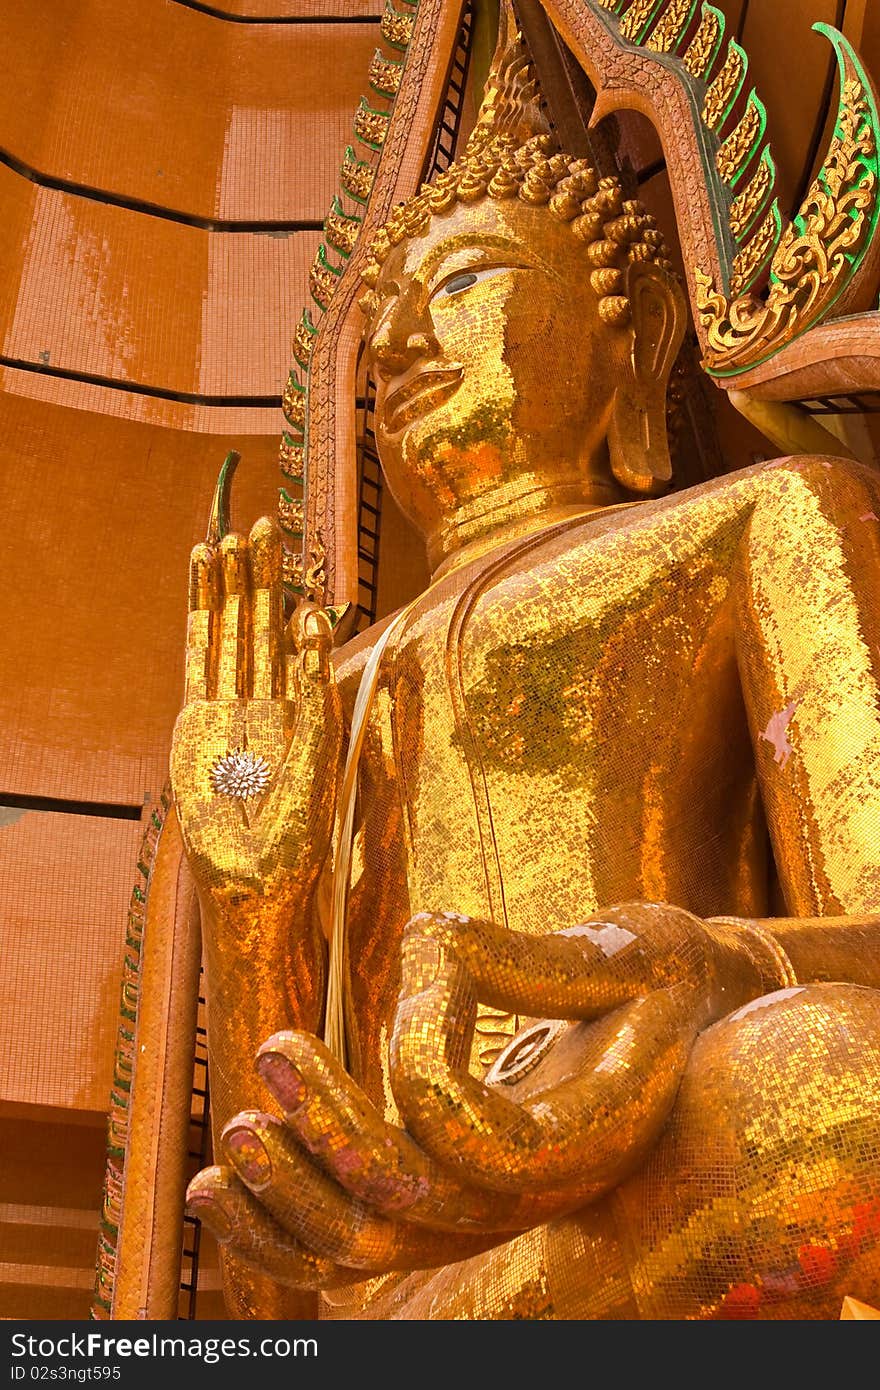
435,265,511,298
443,272,479,295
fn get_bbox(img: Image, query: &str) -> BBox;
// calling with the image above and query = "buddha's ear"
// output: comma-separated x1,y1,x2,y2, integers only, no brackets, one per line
607,261,688,496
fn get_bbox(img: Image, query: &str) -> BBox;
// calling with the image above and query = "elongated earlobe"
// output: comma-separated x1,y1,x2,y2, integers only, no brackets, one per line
607,262,688,496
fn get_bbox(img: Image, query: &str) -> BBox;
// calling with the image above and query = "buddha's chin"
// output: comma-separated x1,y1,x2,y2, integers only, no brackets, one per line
382,433,595,542
405,447,512,511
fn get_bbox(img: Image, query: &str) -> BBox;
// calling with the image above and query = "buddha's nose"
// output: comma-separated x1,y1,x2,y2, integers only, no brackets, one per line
370,301,438,379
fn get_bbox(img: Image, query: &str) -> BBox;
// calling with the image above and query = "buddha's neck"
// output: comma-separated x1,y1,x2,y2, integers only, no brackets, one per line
427,473,625,580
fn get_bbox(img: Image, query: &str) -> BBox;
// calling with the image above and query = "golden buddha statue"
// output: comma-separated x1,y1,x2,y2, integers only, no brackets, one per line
170,64,880,1319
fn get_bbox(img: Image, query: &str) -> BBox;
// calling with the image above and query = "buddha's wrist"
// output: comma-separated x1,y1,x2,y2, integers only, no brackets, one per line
199,888,326,1024
704,914,798,1008
197,855,326,937
200,899,326,1135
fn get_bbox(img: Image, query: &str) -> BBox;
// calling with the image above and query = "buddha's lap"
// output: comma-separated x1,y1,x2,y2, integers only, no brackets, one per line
617,981,880,1268
327,982,880,1318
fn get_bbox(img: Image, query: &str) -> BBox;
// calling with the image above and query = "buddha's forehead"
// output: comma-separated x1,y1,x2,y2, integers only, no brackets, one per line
375,195,575,292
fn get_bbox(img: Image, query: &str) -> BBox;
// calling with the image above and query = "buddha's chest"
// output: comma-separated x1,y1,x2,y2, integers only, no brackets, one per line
361,491,766,935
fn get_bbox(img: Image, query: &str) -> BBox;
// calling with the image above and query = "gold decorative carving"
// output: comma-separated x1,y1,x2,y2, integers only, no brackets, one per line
281,537,328,603
282,376,306,430
369,51,404,97
325,207,360,258
728,204,778,296
354,99,390,150
281,545,303,590
278,491,304,533
292,318,315,370
683,7,720,78
620,0,659,42
380,3,414,50
702,43,744,130
279,436,304,480
341,147,375,203
646,0,693,53
698,70,878,369
716,95,761,184
309,248,341,311
304,538,327,602
730,152,772,240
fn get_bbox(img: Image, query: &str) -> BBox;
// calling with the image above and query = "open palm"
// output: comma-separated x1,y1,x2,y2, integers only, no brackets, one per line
170,514,342,925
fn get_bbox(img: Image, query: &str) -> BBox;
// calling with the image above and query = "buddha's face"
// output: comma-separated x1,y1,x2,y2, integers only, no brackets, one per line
364,196,626,558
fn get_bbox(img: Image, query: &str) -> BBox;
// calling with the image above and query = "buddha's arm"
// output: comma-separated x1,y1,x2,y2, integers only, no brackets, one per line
713,915,880,990
170,518,342,1138
733,455,880,917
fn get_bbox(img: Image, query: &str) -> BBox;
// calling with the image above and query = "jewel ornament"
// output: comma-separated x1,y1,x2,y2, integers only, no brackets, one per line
210,749,271,800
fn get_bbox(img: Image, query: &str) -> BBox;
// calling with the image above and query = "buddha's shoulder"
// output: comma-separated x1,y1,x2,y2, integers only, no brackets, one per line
695,451,878,514
333,454,879,689
523,454,879,572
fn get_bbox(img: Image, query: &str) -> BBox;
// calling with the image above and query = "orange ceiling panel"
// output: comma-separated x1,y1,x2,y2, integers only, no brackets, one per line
205,1,380,14
0,809,141,1111
0,0,379,221
0,166,317,396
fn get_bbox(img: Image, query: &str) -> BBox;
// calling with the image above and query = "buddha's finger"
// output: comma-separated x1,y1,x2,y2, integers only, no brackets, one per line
185,542,220,704
220,1112,504,1272
185,1165,355,1291
402,905,707,1018
216,533,249,700
392,932,697,1195
285,601,334,695
275,606,342,792
249,517,283,700
390,932,539,1193
254,1031,533,1232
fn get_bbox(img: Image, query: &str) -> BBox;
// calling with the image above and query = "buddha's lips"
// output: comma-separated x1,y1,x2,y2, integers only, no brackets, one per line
382,367,463,433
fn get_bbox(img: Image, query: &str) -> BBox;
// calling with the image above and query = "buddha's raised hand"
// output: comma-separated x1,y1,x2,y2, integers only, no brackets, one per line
171,514,343,1127
186,903,776,1284
171,515,341,927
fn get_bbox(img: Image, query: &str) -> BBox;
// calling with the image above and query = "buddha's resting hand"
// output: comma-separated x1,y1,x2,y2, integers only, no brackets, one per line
186,903,773,1286
170,516,342,934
